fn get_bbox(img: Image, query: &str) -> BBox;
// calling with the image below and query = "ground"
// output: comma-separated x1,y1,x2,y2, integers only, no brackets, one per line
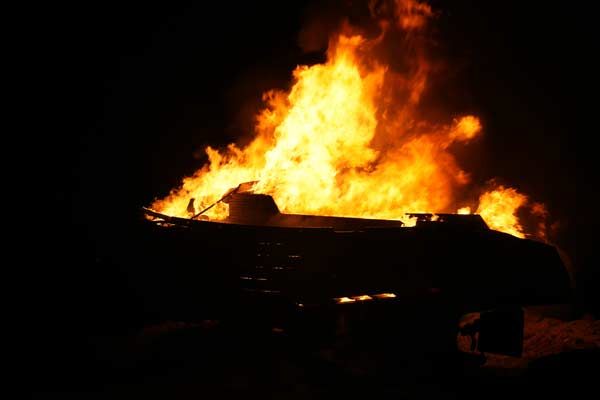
31,307,599,399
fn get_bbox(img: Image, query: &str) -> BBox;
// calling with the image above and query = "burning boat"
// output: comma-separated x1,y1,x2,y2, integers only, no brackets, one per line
136,0,572,362
138,185,570,360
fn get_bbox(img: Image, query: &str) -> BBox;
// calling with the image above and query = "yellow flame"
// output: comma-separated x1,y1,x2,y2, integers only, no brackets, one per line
336,297,356,304
373,293,397,298
476,186,527,238
152,36,482,221
150,0,546,240
450,116,482,142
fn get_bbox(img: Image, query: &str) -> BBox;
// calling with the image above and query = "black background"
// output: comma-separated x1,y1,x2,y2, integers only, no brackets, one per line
25,0,596,390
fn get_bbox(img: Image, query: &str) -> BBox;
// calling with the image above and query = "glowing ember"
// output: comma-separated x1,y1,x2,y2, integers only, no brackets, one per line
150,0,547,240
353,295,373,301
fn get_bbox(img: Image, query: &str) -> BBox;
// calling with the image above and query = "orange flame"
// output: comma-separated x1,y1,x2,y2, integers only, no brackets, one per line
373,293,397,299
476,186,528,238
336,297,356,304
150,0,547,240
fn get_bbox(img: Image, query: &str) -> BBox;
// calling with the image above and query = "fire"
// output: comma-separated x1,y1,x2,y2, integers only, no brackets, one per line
476,186,528,238
150,0,547,240
373,293,397,299
336,297,356,304
457,207,471,215
450,116,482,142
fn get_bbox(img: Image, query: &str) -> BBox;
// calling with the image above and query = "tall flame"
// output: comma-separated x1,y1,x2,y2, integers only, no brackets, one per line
150,0,546,240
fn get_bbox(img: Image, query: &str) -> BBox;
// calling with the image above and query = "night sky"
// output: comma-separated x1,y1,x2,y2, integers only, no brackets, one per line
29,0,595,389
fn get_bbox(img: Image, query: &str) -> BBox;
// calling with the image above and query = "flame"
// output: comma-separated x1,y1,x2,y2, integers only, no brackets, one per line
476,186,527,238
373,293,397,298
336,297,356,304
150,0,548,240
450,116,482,142
457,206,471,215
